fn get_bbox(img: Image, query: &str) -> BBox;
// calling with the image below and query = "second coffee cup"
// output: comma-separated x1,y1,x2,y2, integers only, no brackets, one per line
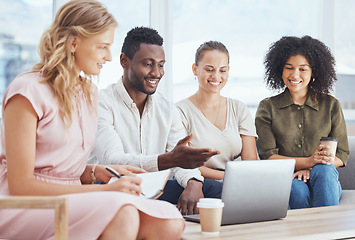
197,198,224,235
320,137,338,159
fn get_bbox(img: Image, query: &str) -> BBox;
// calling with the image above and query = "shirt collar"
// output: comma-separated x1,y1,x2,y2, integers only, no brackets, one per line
278,88,319,111
115,76,153,111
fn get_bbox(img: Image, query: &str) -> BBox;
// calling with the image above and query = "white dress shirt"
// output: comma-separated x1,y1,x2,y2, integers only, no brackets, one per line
176,98,258,170
91,78,203,188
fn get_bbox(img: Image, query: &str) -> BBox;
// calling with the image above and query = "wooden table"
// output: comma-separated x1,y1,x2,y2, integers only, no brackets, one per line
182,204,355,239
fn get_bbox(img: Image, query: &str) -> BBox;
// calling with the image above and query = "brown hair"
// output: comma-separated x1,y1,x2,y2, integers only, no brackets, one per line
195,41,229,65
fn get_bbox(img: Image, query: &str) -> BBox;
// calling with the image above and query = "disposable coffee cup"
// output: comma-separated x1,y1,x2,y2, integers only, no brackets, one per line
197,198,224,235
320,137,338,157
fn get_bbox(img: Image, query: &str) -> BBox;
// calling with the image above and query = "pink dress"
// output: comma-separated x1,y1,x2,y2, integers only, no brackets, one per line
0,72,183,240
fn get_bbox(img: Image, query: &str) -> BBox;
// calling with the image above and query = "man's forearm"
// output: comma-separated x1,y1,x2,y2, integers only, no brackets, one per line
96,150,159,172
157,152,173,170
173,168,204,188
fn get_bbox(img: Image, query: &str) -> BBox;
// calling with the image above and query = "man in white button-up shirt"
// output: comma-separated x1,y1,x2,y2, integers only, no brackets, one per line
91,27,223,215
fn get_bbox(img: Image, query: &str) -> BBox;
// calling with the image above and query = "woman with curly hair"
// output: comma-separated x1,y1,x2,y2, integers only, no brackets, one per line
0,1,184,239
255,36,349,209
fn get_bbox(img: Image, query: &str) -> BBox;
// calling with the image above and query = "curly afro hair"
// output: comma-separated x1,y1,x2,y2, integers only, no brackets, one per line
264,35,337,95
121,26,163,60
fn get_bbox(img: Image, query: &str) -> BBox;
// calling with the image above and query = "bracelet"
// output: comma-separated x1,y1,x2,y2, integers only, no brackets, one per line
91,164,98,184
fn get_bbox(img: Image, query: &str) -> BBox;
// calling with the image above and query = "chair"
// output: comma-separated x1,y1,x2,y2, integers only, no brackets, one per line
338,136,355,205
0,196,68,240
338,136,355,190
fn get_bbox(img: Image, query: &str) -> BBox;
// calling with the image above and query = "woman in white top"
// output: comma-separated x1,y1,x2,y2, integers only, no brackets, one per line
176,41,258,180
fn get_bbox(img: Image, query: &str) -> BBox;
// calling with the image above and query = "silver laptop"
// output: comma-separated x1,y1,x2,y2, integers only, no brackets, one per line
184,159,295,225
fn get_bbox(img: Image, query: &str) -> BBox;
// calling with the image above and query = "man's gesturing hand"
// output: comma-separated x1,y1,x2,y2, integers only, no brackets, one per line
158,133,220,170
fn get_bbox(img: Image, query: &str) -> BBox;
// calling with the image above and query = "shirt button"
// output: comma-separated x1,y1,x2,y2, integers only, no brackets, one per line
297,144,302,148
298,124,302,128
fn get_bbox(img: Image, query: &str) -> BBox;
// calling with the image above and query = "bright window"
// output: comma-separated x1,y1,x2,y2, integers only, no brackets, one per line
0,0,52,98
1,1,354,136
98,0,150,89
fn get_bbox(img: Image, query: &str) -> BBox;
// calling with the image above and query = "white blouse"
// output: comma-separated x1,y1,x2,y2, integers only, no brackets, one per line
176,98,258,170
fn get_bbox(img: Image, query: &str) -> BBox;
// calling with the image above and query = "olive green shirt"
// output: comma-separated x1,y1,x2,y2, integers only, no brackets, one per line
255,88,349,166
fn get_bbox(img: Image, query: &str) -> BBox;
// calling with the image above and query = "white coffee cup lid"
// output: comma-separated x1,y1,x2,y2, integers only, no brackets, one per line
197,198,224,208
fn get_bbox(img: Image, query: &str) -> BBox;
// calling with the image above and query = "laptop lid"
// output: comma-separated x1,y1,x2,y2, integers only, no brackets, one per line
221,159,295,225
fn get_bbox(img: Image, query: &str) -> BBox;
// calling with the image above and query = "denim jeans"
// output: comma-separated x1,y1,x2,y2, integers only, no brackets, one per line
289,164,342,209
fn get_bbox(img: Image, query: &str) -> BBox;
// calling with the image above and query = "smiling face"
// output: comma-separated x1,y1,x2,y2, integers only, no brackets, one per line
123,43,165,96
193,50,229,94
73,26,115,76
282,54,313,96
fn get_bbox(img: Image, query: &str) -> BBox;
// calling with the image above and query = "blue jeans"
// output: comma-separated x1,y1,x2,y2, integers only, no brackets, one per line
158,179,223,204
289,164,342,209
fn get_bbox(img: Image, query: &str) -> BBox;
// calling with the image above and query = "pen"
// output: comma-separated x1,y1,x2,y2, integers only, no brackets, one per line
106,166,121,178
106,166,146,197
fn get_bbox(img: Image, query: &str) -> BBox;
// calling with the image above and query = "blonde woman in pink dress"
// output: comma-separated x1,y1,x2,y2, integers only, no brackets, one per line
0,1,184,239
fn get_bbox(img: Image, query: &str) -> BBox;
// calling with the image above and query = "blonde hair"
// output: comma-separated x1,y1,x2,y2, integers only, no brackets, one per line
32,0,117,126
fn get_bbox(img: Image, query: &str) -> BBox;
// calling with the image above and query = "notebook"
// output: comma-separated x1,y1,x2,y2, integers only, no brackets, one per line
109,169,171,199
184,159,295,225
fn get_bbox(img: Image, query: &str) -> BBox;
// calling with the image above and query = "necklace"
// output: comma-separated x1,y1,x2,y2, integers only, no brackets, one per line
195,94,222,125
